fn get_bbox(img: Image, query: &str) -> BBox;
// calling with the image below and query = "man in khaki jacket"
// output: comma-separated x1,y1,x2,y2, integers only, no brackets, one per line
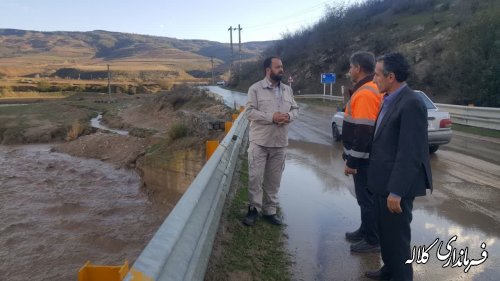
243,56,299,226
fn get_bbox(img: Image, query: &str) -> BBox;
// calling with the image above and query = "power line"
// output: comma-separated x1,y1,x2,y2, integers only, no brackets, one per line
247,17,323,33
245,0,332,30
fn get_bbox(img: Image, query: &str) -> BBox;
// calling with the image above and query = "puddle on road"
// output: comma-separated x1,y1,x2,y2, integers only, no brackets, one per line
279,140,500,281
0,145,166,281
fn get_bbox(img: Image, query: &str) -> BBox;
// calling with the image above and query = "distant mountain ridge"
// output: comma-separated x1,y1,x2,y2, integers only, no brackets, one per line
0,29,272,78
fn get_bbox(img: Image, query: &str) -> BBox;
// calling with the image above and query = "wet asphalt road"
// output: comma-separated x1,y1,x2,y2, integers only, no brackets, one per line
207,86,500,281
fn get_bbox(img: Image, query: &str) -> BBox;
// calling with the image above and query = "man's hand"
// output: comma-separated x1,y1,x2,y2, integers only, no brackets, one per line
344,165,357,176
387,194,402,214
273,112,283,124
278,113,290,125
282,113,290,122
273,112,291,125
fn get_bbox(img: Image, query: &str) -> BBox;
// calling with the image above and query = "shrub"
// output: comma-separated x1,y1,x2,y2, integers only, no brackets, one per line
158,79,174,90
66,120,83,141
37,80,51,92
128,86,137,95
168,123,189,140
0,86,13,97
129,127,156,138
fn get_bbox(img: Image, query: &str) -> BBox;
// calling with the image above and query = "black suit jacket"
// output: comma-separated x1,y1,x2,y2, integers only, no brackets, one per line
367,85,433,198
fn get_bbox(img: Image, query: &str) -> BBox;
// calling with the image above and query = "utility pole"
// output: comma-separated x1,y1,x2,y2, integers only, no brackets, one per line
228,26,234,78
228,26,237,77
210,56,215,85
107,64,111,102
237,24,242,74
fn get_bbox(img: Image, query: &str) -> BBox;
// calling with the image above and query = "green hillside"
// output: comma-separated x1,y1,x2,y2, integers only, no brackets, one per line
231,0,500,107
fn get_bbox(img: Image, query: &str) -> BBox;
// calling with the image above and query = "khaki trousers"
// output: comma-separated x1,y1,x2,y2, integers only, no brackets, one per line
247,142,286,215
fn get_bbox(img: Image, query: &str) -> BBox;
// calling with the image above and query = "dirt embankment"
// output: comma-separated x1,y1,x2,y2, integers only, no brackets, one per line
54,86,233,204
54,133,151,168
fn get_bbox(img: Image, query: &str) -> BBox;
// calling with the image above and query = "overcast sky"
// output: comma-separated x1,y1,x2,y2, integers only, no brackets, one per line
0,0,364,43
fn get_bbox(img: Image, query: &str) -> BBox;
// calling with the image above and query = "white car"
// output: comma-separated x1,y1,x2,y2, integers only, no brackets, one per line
216,81,225,86
331,90,452,153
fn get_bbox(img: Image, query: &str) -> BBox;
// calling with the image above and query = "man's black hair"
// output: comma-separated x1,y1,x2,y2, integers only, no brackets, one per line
263,56,281,72
350,51,375,74
377,53,410,82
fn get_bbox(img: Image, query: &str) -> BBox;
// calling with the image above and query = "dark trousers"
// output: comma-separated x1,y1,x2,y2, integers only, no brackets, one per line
353,165,379,245
375,195,414,281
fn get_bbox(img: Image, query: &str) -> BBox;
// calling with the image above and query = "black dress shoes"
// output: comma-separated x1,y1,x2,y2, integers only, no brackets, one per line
243,206,258,226
364,267,391,280
350,239,381,253
262,214,283,225
345,228,364,242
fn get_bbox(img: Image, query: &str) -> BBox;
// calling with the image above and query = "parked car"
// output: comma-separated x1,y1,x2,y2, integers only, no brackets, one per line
331,90,452,153
216,81,225,86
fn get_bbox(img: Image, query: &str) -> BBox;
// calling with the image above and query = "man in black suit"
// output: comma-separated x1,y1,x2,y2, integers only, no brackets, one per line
364,53,433,281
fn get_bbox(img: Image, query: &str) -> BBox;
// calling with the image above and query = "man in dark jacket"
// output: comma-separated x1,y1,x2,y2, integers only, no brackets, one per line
364,53,433,281
342,51,382,253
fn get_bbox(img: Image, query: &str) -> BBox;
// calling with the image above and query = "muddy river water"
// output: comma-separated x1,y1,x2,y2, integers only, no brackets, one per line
0,145,166,280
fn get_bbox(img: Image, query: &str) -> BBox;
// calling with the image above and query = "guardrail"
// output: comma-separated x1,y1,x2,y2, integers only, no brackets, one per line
436,103,500,131
294,94,343,102
124,111,249,281
295,94,500,131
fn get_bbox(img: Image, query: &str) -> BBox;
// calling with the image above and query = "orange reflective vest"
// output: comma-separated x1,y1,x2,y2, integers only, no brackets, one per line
342,78,382,168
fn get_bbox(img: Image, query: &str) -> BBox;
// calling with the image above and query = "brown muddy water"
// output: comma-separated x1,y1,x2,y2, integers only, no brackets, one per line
280,140,500,281
0,145,167,281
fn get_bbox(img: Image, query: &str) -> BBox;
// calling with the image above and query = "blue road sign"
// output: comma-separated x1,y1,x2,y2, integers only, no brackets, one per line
321,73,336,84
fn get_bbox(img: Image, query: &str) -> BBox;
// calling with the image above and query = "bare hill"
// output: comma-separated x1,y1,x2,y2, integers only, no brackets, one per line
0,29,272,78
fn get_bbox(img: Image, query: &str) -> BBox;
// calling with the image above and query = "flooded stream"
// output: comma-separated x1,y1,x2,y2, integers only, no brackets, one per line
90,113,129,135
0,145,165,281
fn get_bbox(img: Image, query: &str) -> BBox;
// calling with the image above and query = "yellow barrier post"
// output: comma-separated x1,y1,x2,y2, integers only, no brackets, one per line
206,140,219,160
78,261,129,281
225,121,233,134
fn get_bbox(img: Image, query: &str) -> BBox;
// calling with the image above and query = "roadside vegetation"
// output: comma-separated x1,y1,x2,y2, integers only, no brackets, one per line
206,154,291,281
230,0,500,107
452,124,500,139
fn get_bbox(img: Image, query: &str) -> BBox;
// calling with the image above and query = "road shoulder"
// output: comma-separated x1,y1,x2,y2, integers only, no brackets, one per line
205,143,292,281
